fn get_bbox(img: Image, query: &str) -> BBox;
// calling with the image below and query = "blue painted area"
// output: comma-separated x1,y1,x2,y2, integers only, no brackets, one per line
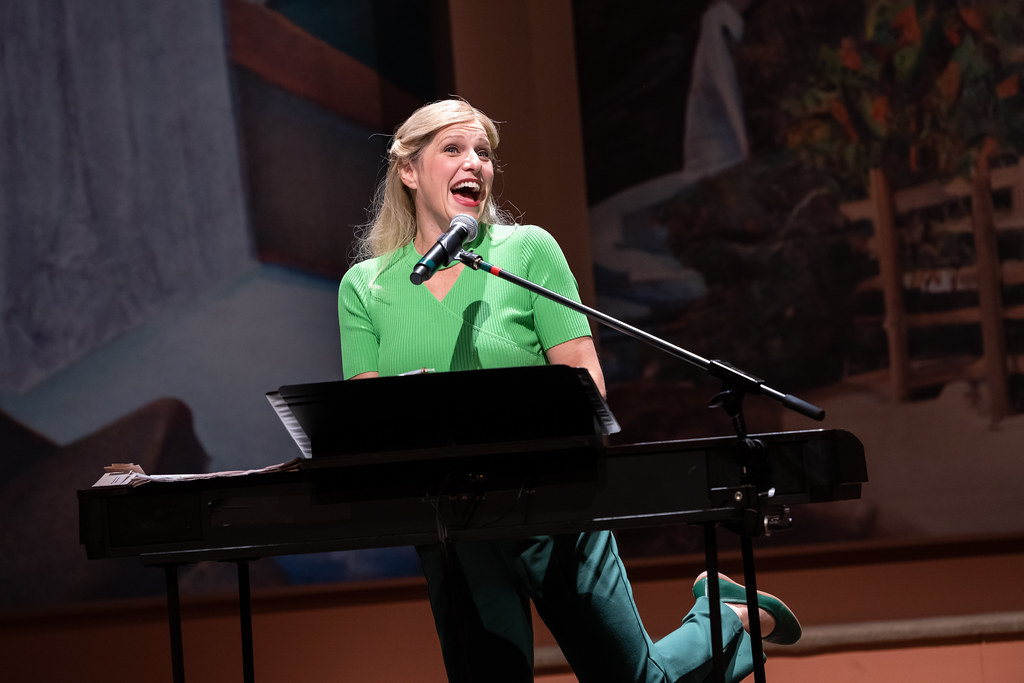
274,547,422,583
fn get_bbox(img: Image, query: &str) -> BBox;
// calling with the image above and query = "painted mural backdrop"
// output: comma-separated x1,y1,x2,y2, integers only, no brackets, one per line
577,0,1024,556
3,0,1023,613
0,0,433,611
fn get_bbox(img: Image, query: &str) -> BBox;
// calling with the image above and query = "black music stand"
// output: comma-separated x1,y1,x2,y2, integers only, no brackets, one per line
267,364,620,462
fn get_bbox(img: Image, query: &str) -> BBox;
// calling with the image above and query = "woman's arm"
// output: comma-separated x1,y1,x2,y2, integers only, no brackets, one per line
545,336,606,398
349,371,380,380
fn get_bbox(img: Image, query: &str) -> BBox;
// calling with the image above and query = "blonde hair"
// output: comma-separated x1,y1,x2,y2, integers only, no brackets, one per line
353,99,509,262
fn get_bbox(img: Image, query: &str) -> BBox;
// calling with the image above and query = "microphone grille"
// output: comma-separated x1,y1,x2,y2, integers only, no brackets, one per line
450,214,479,242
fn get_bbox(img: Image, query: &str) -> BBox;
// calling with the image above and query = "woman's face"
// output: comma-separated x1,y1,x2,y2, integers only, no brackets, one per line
400,120,494,236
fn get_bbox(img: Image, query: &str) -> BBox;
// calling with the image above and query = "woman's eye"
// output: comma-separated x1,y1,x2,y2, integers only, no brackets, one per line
444,145,459,154
477,149,492,159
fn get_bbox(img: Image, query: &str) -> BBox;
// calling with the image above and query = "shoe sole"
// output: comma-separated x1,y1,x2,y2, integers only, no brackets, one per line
692,571,802,645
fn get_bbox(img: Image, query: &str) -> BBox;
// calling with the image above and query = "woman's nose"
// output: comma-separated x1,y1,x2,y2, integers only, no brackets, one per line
463,151,481,169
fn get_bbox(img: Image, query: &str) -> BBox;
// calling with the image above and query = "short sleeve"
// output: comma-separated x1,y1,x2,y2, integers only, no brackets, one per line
519,227,593,350
338,264,381,379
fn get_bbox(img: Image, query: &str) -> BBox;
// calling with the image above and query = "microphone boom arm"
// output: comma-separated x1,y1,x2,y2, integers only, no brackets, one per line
454,249,824,421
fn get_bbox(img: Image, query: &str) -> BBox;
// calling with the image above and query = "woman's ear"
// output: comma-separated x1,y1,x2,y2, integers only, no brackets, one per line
399,162,418,190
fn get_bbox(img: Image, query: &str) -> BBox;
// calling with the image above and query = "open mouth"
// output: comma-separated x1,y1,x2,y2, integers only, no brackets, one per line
451,180,482,206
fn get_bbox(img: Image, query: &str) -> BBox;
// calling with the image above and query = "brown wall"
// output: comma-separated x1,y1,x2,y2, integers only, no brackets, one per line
3,534,1022,682
448,0,596,304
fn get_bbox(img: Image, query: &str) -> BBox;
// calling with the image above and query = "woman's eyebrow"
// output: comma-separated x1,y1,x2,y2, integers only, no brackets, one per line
438,131,489,145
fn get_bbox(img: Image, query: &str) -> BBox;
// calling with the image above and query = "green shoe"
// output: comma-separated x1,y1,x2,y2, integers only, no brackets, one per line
692,571,802,645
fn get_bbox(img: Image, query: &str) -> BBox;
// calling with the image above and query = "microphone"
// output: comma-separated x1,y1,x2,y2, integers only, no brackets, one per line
410,214,479,285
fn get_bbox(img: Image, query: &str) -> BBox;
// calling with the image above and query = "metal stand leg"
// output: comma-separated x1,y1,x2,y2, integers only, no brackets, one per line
704,524,725,683
741,536,767,683
237,561,255,683
164,564,185,683
710,387,773,681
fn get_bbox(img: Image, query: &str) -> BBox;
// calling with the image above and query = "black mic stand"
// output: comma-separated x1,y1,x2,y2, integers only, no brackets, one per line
454,248,825,683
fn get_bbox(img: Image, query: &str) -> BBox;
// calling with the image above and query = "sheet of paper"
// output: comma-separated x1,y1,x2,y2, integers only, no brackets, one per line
91,458,304,487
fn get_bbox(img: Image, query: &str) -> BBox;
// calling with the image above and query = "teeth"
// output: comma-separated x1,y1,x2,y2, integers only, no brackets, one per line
452,181,480,191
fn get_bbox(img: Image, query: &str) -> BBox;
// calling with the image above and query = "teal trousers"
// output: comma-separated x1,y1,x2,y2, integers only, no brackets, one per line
417,531,756,683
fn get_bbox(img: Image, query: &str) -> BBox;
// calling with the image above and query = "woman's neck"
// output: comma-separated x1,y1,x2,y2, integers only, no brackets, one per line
413,219,446,255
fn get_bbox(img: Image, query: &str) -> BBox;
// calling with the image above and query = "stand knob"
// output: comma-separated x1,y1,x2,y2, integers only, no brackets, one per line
764,507,792,536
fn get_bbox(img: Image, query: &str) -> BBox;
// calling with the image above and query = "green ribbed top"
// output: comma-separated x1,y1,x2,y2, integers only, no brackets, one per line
338,224,591,379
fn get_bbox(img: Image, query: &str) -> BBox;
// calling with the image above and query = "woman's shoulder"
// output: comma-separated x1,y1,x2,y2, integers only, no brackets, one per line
340,246,410,289
340,256,378,286
488,222,548,236
486,223,559,249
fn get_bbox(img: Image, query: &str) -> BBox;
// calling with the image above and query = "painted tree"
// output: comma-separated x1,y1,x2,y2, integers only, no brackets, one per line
784,0,1024,196
784,0,1024,417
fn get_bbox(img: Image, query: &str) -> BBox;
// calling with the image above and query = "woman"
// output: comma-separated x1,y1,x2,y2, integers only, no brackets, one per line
339,98,799,682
